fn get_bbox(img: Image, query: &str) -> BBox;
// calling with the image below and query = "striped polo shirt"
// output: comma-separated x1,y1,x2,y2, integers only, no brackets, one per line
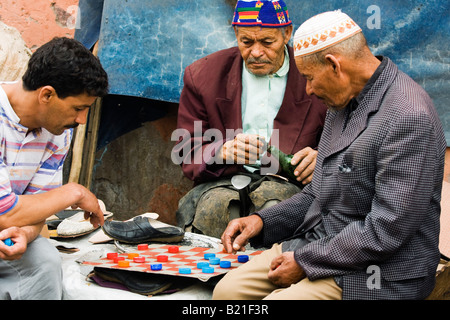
0,83,72,216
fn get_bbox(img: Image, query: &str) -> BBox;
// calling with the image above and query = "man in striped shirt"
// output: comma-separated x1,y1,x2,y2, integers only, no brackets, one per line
0,37,108,299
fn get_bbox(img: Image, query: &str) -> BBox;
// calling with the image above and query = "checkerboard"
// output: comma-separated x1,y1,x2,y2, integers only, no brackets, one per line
82,243,263,281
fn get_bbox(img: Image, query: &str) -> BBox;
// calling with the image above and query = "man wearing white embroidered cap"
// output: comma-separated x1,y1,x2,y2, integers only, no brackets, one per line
214,10,445,300
293,10,380,110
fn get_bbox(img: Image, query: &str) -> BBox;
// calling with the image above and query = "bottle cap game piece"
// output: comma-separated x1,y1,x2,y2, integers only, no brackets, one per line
157,255,169,262
209,257,220,265
168,246,179,253
151,263,162,271
137,244,149,250
220,260,231,268
204,253,216,260
238,255,249,263
202,266,214,273
3,238,14,246
179,267,192,274
197,262,209,269
107,252,118,260
118,260,130,267
128,253,139,259
133,256,146,263
113,256,125,263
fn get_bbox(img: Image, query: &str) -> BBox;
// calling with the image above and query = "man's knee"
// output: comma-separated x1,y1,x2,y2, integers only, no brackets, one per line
25,236,63,298
27,236,61,267
212,274,236,300
193,188,239,238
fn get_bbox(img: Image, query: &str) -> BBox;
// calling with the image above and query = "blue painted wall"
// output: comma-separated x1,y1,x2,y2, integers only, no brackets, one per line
75,0,450,145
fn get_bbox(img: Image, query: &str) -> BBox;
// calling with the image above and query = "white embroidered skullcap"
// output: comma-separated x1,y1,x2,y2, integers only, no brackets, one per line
294,10,362,57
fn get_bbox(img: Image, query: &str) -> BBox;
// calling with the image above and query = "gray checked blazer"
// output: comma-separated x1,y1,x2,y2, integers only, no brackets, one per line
253,57,446,300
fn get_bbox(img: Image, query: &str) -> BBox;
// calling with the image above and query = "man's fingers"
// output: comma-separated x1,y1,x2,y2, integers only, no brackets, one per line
231,232,250,252
269,254,282,271
291,147,318,184
84,210,105,227
221,221,240,253
222,134,267,164
295,158,316,182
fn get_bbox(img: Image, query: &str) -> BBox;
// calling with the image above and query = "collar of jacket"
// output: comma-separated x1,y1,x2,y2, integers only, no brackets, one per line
321,57,398,160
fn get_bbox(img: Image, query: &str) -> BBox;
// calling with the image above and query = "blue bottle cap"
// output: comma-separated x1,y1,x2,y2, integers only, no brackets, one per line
197,261,209,269
202,266,214,273
179,267,192,274
151,263,162,271
209,257,220,265
220,260,231,268
237,255,249,263
3,238,13,246
204,253,216,260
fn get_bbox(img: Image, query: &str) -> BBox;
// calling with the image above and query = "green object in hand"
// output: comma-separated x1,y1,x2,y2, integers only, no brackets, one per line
267,145,297,181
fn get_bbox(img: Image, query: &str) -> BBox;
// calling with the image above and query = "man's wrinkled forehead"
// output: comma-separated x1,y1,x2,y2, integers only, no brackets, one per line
235,26,283,39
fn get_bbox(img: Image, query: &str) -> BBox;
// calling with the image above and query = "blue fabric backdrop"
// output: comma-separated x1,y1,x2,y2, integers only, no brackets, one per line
75,0,450,145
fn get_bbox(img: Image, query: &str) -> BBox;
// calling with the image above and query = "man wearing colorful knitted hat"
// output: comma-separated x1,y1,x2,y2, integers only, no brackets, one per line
214,10,445,300
174,0,327,238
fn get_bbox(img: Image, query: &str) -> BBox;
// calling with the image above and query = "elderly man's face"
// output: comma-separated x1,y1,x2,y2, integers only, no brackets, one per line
235,26,292,76
295,56,350,111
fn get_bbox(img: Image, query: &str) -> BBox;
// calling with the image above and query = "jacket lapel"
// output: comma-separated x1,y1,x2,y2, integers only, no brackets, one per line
216,50,243,131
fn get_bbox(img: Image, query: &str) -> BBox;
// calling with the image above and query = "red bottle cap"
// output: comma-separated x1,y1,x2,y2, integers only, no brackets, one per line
137,244,149,250
113,256,125,263
133,256,146,263
157,255,169,262
107,252,118,260
168,246,179,253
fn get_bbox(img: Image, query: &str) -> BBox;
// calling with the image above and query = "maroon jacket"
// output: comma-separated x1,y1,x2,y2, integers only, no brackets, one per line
173,46,327,184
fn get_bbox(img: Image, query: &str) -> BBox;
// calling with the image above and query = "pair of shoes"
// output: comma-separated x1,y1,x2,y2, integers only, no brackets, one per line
102,216,185,244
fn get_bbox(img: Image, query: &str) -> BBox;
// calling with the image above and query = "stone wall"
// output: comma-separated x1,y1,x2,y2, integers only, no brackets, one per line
91,104,193,224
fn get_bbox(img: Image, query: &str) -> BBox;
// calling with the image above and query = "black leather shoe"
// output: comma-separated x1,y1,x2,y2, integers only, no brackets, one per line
102,216,184,244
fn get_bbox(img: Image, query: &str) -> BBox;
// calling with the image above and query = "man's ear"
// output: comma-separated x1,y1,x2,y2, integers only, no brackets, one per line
233,26,239,38
38,86,56,104
324,54,341,75
283,25,293,44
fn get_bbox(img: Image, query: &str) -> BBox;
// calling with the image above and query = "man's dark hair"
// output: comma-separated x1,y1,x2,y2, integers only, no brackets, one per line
22,37,109,98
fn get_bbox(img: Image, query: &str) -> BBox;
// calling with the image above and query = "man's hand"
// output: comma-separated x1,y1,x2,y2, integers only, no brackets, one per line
291,147,318,185
268,252,306,287
0,227,28,260
220,134,266,165
71,186,105,228
221,215,263,254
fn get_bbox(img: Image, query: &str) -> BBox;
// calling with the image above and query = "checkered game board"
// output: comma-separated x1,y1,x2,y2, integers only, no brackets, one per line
82,244,263,281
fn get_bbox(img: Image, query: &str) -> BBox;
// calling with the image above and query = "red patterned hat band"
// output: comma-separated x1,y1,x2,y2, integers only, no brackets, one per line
294,10,362,57
232,0,292,28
